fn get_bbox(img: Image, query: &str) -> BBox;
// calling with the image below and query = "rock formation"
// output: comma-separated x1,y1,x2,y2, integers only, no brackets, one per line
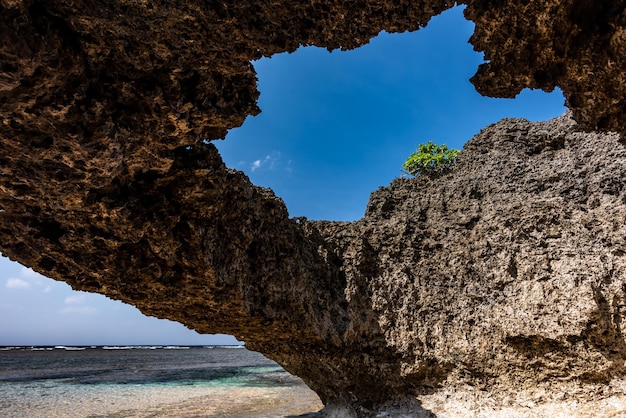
1,1,626,416
1,0,625,142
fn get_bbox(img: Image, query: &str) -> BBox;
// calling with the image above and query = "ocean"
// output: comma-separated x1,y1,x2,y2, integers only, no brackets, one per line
0,345,322,418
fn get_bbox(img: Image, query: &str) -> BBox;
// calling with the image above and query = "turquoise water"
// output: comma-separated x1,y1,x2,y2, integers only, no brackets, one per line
0,346,308,418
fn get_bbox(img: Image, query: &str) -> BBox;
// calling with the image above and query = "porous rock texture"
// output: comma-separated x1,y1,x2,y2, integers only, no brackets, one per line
1,0,626,416
2,0,625,141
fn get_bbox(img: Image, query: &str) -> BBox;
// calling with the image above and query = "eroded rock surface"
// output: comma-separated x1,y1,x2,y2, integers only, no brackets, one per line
1,1,626,416
3,110,626,415
465,0,626,135
1,1,625,143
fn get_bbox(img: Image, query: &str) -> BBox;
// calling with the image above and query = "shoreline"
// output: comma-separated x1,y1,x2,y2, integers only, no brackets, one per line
89,385,324,418
1,382,323,418
0,345,323,418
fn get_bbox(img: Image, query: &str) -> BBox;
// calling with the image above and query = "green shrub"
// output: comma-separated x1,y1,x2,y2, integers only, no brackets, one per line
402,141,459,176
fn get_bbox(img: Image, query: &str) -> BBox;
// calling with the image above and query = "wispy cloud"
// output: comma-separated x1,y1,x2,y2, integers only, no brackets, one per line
251,159,263,171
64,294,86,305
10,266,55,293
249,152,289,173
60,305,97,315
60,293,97,315
6,278,30,290
20,267,41,279
251,155,273,172
232,151,293,175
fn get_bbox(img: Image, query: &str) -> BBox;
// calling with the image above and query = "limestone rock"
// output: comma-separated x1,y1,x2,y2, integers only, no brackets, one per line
306,114,626,414
1,1,625,145
2,0,626,416
465,1,626,135
3,111,626,415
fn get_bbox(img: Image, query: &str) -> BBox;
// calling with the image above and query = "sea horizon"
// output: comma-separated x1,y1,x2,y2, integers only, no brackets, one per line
0,343,322,417
0,344,245,349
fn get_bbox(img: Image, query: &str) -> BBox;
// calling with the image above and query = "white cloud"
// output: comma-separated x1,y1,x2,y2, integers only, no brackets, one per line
64,294,86,305
59,292,97,315
6,278,31,290
250,153,282,172
17,266,52,293
251,159,262,171
20,267,41,279
60,305,97,315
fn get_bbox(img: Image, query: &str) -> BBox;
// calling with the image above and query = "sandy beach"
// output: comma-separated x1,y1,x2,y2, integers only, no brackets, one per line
3,382,323,418
0,346,323,418
87,384,323,418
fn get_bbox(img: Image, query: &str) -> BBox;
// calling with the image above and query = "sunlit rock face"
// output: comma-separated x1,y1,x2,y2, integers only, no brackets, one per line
1,1,626,416
465,1,626,137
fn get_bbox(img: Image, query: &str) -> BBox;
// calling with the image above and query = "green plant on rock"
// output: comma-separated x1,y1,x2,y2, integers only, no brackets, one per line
402,141,460,176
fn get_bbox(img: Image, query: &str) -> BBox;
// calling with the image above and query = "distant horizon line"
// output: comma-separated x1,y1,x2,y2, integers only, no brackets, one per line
0,344,245,349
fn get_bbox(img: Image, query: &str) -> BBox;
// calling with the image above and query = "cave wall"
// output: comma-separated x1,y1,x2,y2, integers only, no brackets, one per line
465,0,626,134
1,1,626,416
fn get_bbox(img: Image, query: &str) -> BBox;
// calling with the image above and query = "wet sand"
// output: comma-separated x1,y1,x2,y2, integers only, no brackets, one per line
90,384,324,418
0,346,324,418
2,379,322,418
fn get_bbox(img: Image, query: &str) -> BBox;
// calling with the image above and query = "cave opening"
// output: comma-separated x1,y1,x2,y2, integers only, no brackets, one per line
216,5,566,223
0,1,565,371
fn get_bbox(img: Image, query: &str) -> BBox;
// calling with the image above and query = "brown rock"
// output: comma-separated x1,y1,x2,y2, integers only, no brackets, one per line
465,0,626,137
1,1,626,416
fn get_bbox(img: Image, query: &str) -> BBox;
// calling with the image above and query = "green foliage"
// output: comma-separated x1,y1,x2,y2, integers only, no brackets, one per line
402,141,460,176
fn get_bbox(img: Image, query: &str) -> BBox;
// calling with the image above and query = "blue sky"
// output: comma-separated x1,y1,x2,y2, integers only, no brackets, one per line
0,6,566,345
